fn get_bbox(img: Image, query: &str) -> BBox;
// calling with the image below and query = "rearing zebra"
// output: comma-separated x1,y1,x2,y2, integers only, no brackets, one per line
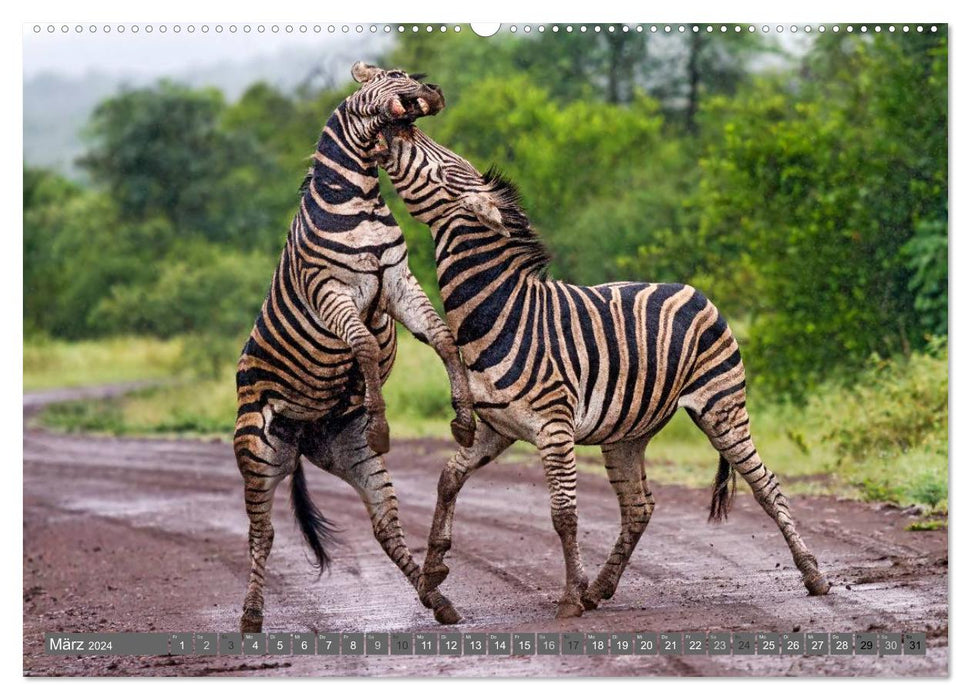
233,63,473,632
374,122,831,621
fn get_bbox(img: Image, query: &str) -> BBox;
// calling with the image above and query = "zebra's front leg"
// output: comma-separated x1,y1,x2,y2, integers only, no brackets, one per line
317,294,391,455
582,440,653,610
385,268,476,447
538,427,588,619
318,412,462,624
420,422,513,622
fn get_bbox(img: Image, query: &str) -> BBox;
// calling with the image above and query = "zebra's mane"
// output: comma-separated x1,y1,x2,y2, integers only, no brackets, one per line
298,166,314,195
482,166,552,275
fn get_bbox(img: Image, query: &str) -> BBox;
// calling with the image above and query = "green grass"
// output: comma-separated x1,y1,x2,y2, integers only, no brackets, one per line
906,520,947,532
24,336,184,391
27,334,948,513
30,332,459,440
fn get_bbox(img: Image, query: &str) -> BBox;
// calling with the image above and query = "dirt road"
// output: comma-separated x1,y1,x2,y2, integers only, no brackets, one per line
23,387,948,677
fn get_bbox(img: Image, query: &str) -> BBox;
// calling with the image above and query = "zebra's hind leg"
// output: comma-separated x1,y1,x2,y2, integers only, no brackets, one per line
581,439,653,611
419,421,513,623
538,427,589,619
305,411,461,624
688,399,831,596
234,406,300,633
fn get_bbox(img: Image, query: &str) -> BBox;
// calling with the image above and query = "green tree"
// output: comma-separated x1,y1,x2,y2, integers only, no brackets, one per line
24,182,148,339
94,242,276,375
78,81,234,240
693,31,947,397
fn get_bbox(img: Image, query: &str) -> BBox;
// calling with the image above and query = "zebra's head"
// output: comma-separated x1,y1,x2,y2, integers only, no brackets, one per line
377,125,539,249
347,62,445,144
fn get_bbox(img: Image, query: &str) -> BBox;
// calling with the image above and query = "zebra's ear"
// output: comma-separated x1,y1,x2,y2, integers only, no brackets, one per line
351,62,382,83
463,192,509,236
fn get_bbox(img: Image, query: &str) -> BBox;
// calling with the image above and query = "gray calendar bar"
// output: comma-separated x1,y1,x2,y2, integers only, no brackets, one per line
169,633,193,654
537,632,560,655
43,631,928,656
292,632,315,654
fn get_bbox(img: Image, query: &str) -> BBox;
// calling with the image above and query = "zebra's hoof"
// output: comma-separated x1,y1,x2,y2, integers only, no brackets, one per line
804,571,831,596
580,592,600,611
555,600,584,619
450,417,476,448
239,609,264,633
419,563,450,596
434,602,462,625
366,418,390,455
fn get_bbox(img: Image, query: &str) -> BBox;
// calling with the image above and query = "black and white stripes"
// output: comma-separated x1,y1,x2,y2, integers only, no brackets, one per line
233,64,473,633
377,124,830,621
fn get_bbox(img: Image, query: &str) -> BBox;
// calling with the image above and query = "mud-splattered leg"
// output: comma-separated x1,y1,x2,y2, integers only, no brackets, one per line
582,438,654,610
234,405,300,633
419,422,513,622
538,424,588,619
303,411,461,623
688,397,830,596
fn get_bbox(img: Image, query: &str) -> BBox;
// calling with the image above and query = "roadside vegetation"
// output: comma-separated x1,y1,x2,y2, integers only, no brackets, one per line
29,333,947,512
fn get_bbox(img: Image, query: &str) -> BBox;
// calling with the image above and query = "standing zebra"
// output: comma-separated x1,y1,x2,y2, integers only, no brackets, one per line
374,123,831,621
234,64,473,633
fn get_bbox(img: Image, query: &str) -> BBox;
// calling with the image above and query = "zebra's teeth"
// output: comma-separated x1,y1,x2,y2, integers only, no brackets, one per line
417,97,430,115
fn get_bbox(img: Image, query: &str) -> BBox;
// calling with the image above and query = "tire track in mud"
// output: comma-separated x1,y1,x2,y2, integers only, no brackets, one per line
23,388,948,676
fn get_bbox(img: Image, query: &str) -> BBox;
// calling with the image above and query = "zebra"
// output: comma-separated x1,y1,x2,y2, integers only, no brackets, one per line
233,63,473,633
373,122,831,620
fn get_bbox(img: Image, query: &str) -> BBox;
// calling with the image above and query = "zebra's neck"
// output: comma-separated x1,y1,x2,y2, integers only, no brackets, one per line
306,106,383,212
428,219,543,350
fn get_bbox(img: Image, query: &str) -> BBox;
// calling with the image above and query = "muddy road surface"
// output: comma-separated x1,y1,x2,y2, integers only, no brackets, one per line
23,388,948,677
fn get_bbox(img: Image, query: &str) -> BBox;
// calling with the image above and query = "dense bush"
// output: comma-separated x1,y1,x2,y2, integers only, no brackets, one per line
816,338,947,463
805,339,948,508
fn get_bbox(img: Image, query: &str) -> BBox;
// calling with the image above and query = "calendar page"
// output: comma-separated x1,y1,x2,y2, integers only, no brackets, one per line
22,15,949,681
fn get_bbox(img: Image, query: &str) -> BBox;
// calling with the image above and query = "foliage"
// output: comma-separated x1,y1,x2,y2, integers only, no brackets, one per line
815,339,947,463
902,220,948,337
23,29,948,406
79,82,232,236
906,520,946,532
25,182,140,339
805,340,948,508
681,32,948,397
428,77,667,281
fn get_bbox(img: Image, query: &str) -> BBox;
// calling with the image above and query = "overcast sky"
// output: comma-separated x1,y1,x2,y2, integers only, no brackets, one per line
23,24,390,79
24,24,815,81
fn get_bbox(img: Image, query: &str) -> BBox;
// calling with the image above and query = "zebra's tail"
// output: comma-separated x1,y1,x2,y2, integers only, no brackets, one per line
290,462,340,575
708,455,737,522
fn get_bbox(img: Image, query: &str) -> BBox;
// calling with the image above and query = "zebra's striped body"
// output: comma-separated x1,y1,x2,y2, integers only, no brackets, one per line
376,124,830,620
234,64,472,633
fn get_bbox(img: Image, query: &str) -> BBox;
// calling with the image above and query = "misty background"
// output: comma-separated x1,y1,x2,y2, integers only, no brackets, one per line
24,27,390,176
